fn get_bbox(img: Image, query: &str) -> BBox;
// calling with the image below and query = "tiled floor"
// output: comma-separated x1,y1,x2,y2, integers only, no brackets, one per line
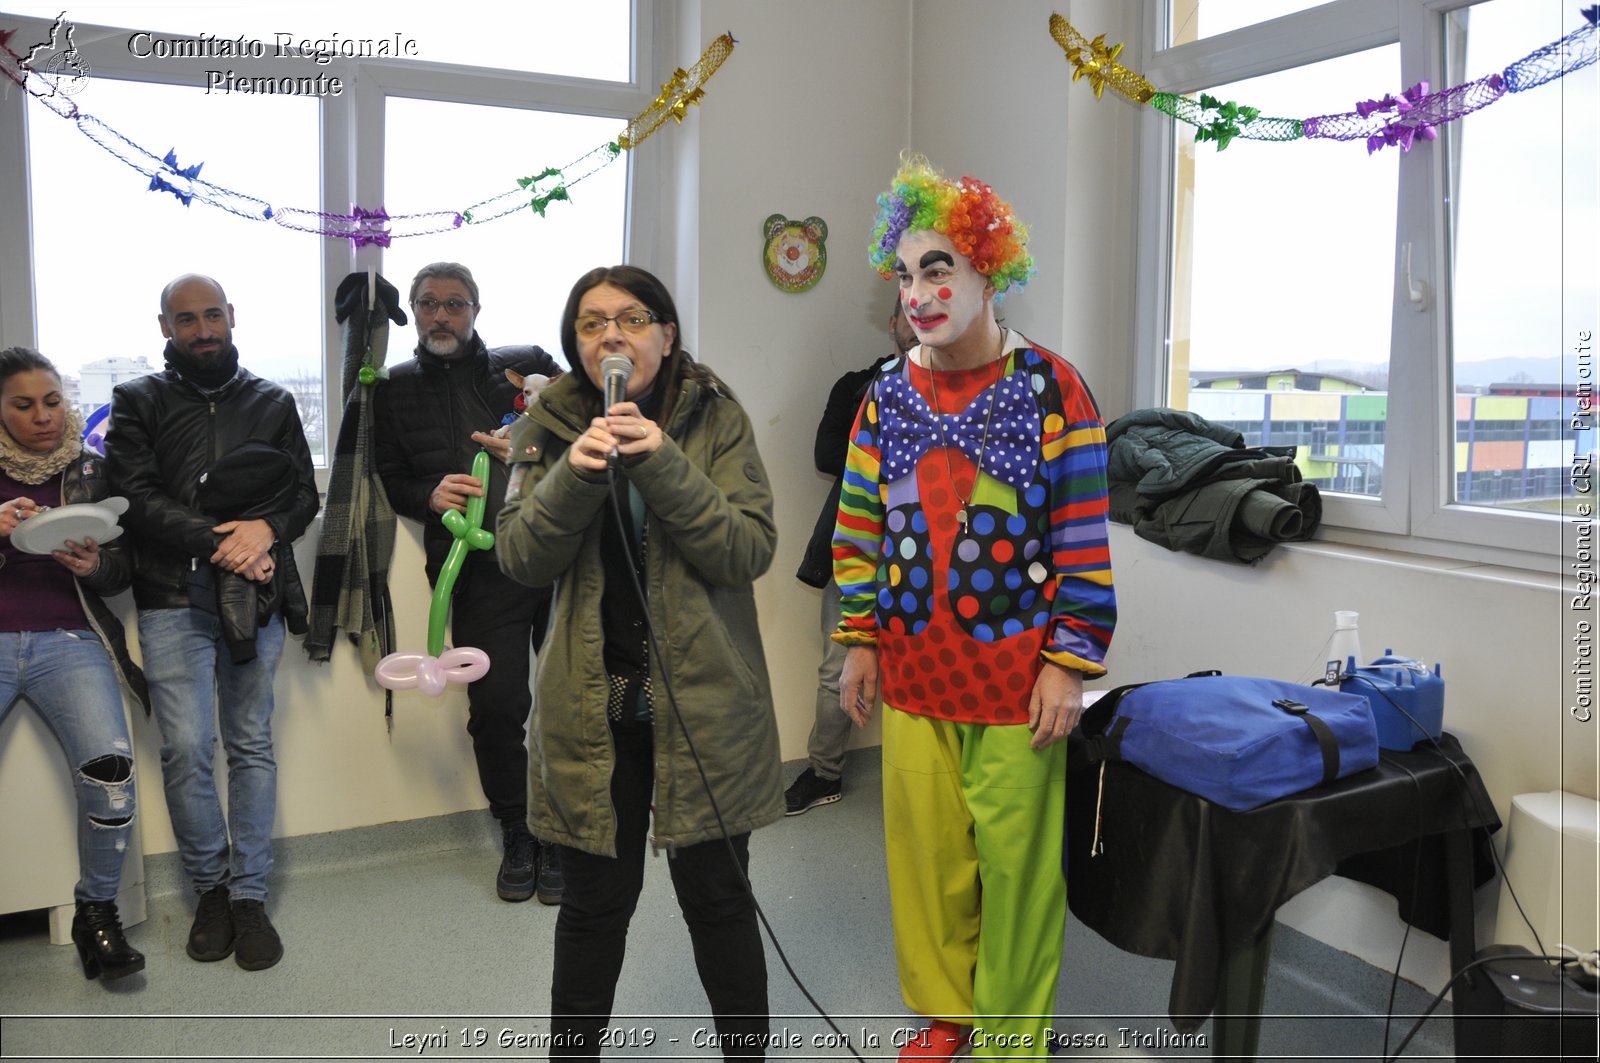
0,750,1455,1060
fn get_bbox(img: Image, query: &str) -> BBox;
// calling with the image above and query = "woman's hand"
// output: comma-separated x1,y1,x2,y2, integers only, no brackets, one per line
50,536,101,579
1,496,39,539
567,402,663,473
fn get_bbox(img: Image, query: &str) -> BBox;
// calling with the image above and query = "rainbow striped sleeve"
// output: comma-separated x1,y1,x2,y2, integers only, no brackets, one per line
831,385,884,645
1039,353,1116,675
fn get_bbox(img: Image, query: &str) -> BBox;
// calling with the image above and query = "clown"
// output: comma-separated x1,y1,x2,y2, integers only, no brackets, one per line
834,156,1117,1060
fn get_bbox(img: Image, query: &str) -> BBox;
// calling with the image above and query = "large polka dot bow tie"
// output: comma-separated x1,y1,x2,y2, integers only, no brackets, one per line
877,371,1040,487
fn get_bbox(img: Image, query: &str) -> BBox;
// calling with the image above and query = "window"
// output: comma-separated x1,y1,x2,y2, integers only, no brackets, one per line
1169,0,1334,44
0,3,647,474
1443,1,1597,518
24,78,324,455
382,98,627,359
1167,45,1400,501
1138,0,1596,564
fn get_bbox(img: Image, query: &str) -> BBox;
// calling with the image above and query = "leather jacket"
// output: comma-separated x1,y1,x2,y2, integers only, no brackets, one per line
105,362,319,619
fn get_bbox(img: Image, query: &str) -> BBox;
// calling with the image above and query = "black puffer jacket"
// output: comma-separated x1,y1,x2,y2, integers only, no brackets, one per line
1105,407,1320,563
106,362,320,612
372,336,561,585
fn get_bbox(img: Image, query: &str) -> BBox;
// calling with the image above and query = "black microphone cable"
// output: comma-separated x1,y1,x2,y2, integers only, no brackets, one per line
1328,669,1562,1058
603,456,868,1062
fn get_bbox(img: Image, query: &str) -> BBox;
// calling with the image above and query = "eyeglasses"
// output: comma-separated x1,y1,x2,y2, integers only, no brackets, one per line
414,297,475,316
575,311,658,337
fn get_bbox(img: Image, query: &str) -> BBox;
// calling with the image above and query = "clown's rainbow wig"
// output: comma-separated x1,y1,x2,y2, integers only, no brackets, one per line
868,155,1035,296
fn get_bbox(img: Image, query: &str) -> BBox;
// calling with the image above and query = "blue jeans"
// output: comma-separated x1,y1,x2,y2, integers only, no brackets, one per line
138,608,283,902
0,629,137,903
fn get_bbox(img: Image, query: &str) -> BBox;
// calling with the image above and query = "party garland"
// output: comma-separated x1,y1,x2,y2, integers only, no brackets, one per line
1049,7,1598,153
0,23,735,242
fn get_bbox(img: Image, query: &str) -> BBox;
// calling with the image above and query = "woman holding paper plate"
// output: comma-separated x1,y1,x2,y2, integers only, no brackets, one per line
1,345,149,983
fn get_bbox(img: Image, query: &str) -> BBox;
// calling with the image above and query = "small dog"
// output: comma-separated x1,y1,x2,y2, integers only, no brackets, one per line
495,369,553,438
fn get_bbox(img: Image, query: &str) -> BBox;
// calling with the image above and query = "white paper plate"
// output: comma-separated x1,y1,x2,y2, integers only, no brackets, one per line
8,497,129,555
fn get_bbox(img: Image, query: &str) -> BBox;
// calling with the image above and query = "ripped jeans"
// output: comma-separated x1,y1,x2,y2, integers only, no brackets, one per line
0,628,137,903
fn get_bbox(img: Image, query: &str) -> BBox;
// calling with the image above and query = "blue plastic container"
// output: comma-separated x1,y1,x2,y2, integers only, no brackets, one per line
1340,651,1444,751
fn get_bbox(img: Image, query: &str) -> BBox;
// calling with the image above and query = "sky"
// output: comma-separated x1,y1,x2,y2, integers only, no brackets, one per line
1180,0,1597,375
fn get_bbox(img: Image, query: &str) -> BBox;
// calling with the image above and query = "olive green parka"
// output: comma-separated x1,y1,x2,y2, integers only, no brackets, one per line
495,355,783,857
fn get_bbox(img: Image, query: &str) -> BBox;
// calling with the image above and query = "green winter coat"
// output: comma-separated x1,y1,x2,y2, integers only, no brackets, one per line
495,355,783,857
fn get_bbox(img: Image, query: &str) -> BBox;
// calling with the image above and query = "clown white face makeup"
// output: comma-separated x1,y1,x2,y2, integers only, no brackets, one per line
892,229,998,369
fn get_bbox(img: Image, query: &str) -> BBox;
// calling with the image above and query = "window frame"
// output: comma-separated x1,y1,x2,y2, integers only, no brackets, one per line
0,4,663,488
1132,0,1577,571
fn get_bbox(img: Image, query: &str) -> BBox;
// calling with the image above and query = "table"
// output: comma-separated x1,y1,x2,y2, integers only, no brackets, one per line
1064,731,1499,1059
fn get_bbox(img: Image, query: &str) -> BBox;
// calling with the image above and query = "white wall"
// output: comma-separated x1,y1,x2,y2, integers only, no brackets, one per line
126,526,495,859
676,0,912,758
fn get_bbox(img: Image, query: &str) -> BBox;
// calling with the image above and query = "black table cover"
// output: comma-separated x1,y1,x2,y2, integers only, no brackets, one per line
1064,732,1500,1030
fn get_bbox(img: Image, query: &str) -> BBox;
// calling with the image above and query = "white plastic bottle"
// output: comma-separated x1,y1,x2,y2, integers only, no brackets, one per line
1327,610,1363,682
1298,610,1365,685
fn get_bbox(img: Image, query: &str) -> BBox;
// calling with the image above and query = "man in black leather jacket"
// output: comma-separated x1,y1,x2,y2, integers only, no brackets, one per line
371,262,563,906
106,274,318,973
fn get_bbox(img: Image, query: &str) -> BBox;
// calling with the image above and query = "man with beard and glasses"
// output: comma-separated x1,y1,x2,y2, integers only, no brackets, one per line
106,274,319,972
371,262,565,906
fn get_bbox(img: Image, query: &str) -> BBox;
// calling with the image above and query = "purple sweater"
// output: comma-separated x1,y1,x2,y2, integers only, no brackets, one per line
1,474,88,632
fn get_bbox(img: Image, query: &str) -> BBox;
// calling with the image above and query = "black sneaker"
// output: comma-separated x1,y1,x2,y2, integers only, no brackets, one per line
784,768,843,816
186,884,234,962
536,843,564,906
498,827,536,902
230,899,283,971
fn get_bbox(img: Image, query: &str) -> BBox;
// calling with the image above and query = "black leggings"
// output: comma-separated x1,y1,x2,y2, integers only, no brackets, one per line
549,721,768,1059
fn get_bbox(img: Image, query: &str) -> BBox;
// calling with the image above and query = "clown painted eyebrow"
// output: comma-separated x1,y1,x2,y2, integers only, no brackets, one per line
891,250,958,276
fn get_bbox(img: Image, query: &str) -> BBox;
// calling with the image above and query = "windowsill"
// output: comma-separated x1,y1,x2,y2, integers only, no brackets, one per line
1107,522,1569,592
1272,536,1565,593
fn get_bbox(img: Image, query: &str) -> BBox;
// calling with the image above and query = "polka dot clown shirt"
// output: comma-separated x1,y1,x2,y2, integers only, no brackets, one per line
831,332,1116,726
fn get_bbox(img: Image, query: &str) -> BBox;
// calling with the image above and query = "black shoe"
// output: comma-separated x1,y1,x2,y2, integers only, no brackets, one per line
498,827,536,902
784,768,843,816
230,899,283,971
186,884,234,962
536,843,564,906
71,900,145,981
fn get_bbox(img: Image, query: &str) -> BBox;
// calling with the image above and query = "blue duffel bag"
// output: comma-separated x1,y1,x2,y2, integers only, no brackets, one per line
1077,671,1380,811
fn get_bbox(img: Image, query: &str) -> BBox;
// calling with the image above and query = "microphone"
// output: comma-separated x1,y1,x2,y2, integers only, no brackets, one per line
601,354,633,411
600,354,633,465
